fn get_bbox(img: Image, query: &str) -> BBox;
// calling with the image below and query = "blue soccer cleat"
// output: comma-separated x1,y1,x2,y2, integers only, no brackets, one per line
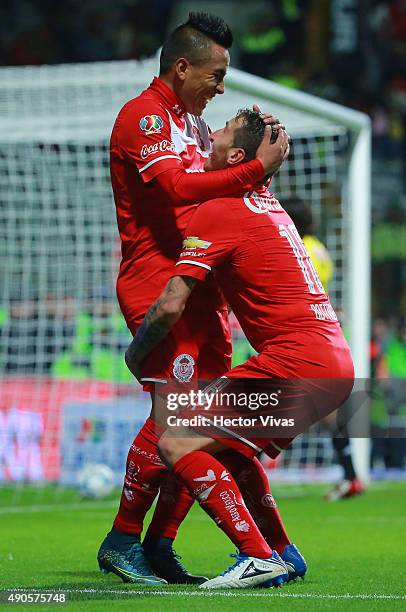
280,543,307,581
200,550,288,589
97,538,167,585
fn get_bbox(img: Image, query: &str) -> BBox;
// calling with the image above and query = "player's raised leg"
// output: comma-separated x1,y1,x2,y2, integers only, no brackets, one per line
158,431,288,589
219,450,307,581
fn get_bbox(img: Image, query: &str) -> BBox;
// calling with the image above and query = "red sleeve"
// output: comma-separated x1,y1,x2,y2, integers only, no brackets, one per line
113,97,265,199
113,99,183,183
173,200,239,280
155,161,264,206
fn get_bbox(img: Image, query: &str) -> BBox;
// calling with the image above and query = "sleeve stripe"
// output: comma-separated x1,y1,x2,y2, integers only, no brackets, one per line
176,260,212,271
139,154,180,173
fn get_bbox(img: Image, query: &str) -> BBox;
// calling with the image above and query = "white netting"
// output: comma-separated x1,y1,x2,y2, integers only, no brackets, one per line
0,58,352,489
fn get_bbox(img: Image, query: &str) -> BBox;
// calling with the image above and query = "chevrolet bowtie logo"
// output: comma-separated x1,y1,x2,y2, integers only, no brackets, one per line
183,236,212,249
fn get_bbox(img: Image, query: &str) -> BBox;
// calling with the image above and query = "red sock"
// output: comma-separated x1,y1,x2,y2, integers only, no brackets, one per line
173,451,272,559
145,472,194,540
114,418,194,538
114,417,165,533
219,451,290,555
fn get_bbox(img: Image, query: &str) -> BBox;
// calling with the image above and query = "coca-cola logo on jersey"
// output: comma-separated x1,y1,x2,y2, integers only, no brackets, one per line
243,191,283,214
140,140,176,160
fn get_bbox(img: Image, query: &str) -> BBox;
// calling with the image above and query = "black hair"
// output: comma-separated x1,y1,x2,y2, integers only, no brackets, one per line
282,196,314,237
232,108,266,162
160,12,233,74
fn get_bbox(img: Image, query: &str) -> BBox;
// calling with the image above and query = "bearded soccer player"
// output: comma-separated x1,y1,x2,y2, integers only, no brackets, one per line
98,12,291,585
125,110,354,589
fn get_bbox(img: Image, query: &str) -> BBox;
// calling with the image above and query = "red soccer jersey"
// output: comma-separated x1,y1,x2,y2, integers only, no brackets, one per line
111,77,209,323
111,77,263,327
175,185,348,357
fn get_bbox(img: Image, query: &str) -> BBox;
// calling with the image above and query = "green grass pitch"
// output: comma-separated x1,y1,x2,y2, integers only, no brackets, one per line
1,482,405,611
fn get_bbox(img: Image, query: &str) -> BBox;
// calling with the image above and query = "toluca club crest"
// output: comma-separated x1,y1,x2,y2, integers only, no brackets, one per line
173,353,195,383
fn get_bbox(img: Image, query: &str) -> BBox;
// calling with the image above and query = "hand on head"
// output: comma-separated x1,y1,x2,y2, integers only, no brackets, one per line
256,124,290,176
252,104,285,136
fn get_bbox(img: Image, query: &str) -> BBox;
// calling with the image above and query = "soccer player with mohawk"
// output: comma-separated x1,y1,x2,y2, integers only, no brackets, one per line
98,11,297,586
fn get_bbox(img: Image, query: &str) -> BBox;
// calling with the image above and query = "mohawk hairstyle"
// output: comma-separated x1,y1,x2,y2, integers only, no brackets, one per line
187,12,233,48
160,12,233,74
232,109,266,162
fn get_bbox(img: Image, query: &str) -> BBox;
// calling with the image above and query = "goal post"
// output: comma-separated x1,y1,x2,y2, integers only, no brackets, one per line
0,58,371,488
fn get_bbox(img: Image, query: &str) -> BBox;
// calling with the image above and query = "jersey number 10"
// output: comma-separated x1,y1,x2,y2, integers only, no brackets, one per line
279,224,325,295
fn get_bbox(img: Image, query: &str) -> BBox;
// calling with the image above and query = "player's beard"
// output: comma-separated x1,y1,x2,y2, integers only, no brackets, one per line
204,150,227,171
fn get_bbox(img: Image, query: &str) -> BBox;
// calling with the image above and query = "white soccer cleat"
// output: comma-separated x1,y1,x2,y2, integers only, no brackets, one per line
200,551,288,589
325,478,365,501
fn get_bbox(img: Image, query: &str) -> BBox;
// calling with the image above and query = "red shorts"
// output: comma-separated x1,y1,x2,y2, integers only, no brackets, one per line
172,343,354,459
126,280,232,392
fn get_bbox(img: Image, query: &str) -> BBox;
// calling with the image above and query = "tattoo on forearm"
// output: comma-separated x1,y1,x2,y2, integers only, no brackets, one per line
126,301,170,368
125,275,197,373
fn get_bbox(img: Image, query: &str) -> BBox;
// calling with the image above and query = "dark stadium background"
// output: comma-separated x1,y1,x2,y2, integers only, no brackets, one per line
1,0,405,471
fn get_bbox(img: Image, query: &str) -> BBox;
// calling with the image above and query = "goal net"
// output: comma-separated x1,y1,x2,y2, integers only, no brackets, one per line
0,57,370,495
